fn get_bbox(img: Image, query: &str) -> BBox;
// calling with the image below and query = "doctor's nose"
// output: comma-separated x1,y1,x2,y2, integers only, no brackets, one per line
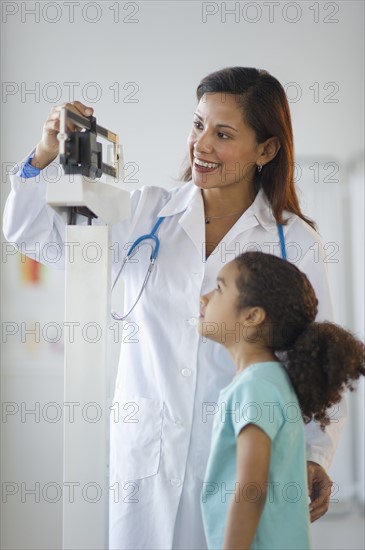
194,132,214,155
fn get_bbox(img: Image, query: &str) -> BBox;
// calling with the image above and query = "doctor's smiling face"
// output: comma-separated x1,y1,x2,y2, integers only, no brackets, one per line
188,92,267,192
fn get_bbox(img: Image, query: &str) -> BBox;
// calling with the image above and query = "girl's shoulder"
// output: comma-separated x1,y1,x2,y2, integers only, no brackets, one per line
221,362,292,403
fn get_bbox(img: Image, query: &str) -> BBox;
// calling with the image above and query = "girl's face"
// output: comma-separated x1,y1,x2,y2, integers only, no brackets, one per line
199,261,243,346
187,92,261,191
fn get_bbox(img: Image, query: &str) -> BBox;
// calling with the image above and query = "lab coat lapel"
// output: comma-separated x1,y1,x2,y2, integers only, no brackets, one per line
205,207,259,272
178,193,206,259
156,185,286,265
204,189,297,274
157,183,206,257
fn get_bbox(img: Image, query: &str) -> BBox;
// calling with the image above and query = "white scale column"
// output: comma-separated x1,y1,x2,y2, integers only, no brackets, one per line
63,225,111,550
46,112,130,548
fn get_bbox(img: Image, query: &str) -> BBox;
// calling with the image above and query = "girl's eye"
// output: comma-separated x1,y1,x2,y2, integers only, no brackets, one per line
217,132,229,140
215,284,222,292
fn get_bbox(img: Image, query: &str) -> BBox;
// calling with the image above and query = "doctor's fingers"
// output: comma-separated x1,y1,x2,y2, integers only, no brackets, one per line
50,101,94,131
309,479,332,522
45,113,79,134
44,116,88,136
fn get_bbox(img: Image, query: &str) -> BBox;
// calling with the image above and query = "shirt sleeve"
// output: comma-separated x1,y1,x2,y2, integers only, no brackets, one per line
292,219,347,470
19,155,41,179
298,233,334,323
3,150,174,273
228,378,286,442
304,394,347,471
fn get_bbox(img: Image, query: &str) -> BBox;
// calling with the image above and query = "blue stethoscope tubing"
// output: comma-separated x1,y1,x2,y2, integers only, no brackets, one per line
277,223,287,260
111,217,166,320
111,217,286,320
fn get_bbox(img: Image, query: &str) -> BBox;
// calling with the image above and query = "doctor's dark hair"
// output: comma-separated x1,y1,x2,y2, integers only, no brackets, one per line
182,66,316,230
234,251,365,429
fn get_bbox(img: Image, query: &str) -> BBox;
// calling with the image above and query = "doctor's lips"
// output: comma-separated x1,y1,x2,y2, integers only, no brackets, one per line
194,156,221,173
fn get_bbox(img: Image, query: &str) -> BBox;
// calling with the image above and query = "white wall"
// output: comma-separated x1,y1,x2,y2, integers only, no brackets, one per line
1,1,364,548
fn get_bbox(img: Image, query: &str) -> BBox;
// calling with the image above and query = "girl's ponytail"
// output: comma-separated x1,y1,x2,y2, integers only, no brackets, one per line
285,321,365,429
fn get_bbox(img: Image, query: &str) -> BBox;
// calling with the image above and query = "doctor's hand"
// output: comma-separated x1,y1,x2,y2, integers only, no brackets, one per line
307,461,332,522
31,101,94,170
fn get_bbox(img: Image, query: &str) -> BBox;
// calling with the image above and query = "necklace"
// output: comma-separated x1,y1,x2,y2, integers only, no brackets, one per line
205,209,244,224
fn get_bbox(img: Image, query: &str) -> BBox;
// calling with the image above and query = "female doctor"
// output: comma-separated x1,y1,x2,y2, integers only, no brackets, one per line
3,67,345,550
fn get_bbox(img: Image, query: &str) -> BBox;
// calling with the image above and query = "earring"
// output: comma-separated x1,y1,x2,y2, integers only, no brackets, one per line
257,164,263,173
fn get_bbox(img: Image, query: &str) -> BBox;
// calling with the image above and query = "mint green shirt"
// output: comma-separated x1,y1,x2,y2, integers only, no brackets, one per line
201,362,311,549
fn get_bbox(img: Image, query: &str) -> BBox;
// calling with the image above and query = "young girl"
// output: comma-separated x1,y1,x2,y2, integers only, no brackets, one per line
198,251,364,550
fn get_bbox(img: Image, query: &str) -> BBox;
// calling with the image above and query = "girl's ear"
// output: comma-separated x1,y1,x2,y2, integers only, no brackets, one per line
241,306,267,326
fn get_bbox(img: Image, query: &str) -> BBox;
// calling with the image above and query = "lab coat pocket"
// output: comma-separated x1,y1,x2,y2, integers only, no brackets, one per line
110,390,164,481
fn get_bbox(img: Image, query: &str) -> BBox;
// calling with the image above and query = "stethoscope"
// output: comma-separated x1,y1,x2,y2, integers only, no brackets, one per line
111,217,165,320
111,217,287,321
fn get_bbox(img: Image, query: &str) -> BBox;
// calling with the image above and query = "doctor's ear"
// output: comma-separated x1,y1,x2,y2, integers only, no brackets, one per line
258,137,281,166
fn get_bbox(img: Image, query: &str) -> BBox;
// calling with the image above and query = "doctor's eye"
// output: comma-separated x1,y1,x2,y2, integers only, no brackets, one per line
193,119,203,130
215,283,222,292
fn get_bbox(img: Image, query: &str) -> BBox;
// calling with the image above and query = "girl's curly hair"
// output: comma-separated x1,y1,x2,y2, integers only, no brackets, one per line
234,252,365,429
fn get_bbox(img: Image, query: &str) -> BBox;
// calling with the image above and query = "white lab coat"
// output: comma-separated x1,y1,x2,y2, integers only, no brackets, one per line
3,156,346,550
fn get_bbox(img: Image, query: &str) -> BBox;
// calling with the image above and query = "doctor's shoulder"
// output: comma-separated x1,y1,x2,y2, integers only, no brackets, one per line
278,213,335,322
282,210,330,267
127,181,193,222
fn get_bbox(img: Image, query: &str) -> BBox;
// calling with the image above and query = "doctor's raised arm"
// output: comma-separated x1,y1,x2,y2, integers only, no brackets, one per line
3,100,149,270
3,67,347,550
3,101,96,267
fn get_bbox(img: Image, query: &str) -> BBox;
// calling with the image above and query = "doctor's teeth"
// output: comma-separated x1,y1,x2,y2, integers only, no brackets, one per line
195,159,219,168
